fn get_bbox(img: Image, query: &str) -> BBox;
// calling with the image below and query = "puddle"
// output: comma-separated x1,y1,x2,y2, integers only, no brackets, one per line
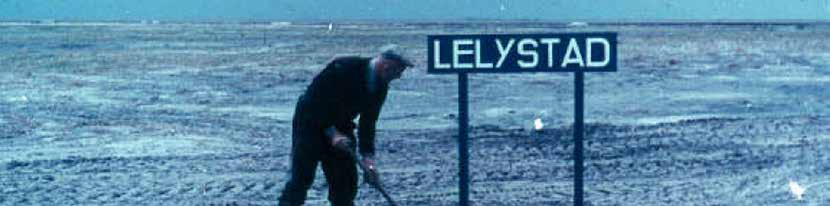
634,114,728,125
764,76,830,83
671,92,751,101
103,134,240,157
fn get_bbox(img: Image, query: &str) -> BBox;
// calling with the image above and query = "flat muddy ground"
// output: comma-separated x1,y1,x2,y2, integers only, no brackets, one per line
1,22,829,205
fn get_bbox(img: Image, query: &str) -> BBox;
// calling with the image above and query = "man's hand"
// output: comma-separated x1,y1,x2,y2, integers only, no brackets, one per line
326,126,353,152
331,136,353,153
362,157,380,185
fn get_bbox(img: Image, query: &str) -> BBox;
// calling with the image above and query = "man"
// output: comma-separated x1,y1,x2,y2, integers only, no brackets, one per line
278,48,413,206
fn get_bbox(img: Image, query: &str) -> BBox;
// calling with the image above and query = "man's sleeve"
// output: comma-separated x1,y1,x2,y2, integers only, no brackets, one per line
358,89,388,157
310,59,354,135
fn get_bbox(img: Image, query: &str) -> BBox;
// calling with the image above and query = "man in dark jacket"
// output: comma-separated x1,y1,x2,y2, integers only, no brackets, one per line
278,49,413,206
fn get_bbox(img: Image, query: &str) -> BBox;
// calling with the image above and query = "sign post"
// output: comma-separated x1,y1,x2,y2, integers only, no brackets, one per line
427,33,617,206
457,73,470,205
574,71,584,205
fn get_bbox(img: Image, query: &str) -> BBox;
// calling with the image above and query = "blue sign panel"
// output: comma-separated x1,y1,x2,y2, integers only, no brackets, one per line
428,33,617,73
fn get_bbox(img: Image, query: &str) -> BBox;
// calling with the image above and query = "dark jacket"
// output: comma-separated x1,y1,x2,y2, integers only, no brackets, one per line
295,56,388,157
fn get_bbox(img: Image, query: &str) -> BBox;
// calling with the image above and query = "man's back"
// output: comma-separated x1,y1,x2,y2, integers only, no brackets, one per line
294,56,388,153
302,56,374,111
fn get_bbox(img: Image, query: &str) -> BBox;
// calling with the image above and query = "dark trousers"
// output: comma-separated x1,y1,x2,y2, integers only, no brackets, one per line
278,111,358,206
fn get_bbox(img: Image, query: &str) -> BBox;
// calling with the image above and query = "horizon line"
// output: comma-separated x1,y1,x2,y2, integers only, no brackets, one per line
3,18,830,25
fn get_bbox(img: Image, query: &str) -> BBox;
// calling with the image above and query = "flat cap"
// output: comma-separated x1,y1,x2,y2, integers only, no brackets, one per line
379,44,414,67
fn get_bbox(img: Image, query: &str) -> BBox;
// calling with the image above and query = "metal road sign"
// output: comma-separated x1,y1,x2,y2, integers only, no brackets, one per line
428,33,617,73
427,33,617,206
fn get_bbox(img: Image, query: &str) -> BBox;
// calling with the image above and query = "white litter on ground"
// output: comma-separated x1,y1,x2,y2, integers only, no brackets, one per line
8,95,28,103
567,22,588,27
533,118,544,131
789,180,805,200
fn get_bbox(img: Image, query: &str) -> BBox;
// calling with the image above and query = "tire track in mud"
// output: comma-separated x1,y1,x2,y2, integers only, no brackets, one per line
1,169,286,205
0,151,290,205
2,152,288,176
371,116,830,205
2,116,828,205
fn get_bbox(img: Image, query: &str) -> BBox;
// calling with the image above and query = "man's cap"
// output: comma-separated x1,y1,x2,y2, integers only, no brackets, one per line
379,44,414,68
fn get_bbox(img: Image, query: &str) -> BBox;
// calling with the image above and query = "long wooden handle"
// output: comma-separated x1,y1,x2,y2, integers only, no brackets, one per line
349,151,399,206
332,139,399,206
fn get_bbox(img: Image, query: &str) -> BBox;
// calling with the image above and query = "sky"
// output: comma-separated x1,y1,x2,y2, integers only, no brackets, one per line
0,0,829,22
